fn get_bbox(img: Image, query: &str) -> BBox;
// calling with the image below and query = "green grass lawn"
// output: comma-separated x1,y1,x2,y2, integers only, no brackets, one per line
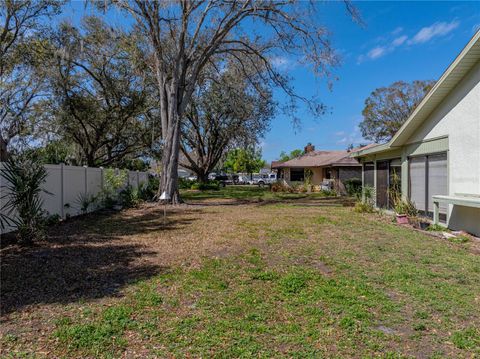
1,186,479,358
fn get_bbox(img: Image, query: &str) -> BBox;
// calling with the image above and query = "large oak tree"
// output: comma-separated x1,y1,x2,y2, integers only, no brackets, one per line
0,0,62,160
110,0,358,203
180,62,274,183
46,17,156,167
359,80,434,143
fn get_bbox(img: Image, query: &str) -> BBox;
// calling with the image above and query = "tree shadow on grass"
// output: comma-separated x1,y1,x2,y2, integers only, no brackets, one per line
44,207,202,244
0,206,201,316
0,244,162,316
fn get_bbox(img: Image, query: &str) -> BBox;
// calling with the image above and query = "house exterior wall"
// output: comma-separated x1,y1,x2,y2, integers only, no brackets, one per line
405,60,480,235
280,166,361,189
358,60,480,236
311,167,324,185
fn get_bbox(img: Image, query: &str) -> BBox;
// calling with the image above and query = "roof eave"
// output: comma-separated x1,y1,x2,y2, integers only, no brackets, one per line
390,30,480,147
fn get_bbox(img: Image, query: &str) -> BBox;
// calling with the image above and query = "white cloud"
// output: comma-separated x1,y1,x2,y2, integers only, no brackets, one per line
367,46,387,60
392,35,408,47
409,20,459,44
334,125,365,146
391,27,403,35
358,20,460,64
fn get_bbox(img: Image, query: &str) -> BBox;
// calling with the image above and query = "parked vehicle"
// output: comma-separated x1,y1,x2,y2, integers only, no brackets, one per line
249,173,277,186
213,174,232,186
236,175,249,184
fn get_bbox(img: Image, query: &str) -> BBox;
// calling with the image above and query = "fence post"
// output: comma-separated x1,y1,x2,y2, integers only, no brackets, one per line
60,163,65,219
137,170,140,188
100,167,104,190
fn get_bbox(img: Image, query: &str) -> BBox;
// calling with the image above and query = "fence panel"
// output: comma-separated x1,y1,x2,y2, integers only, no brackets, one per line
40,165,63,217
128,171,138,188
0,163,149,234
63,166,87,217
87,167,103,198
138,172,148,185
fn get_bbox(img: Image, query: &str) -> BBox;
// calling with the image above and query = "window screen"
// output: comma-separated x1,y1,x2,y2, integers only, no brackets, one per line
364,163,374,187
290,168,304,181
409,156,426,212
427,153,448,216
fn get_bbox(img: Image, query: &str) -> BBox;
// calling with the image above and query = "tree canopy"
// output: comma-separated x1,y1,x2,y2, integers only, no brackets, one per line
359,80,434,143
180,61,274,182
0,0,63,160
1,0,360,204
278,149,303,162
223,148,265,175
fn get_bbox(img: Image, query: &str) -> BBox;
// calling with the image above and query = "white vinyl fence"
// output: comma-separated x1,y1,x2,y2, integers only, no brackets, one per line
0,163,149,234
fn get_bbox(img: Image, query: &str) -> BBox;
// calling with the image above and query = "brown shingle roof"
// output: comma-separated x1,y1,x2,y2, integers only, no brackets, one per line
272,149,361,169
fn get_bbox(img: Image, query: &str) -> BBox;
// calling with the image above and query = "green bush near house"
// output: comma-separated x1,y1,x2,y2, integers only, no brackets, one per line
344,178,362,197
190,181,220,191
138,175,159,200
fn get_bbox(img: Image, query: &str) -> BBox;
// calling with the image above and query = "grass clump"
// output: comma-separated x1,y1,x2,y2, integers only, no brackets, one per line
279,270,309,294
451,327,480,350
54,305,134,355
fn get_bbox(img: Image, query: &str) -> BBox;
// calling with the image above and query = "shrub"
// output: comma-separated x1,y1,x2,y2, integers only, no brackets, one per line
119,185,141,208
354,201,376,213
179,177,196,189
44,213,62,226
319,189,337,197
76,192,98,214
426,224,445,232
138,175,159,200
393,198,418,217
270,182,293,193
101,168,128,207
344,178,362,197
0,155,49,245
354,185,376,213
190,181,220,191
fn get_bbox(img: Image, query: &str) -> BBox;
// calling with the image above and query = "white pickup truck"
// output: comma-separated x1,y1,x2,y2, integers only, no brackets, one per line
248,173,277,186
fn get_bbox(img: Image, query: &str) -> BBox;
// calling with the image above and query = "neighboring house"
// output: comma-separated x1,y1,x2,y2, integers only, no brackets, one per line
352,31,480,236
272,143,363,193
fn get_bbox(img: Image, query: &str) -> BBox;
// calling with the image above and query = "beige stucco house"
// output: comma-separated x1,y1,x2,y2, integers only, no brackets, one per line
352,30,480,236
272,144,363,193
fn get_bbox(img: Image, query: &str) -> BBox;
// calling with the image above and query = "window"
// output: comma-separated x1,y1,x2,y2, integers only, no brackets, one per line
376,161,389,208
409,153,447,221
388,159,402,209
290,168,304,181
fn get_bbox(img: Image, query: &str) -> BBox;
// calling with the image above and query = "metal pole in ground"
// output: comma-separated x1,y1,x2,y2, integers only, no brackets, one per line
159,191,170,225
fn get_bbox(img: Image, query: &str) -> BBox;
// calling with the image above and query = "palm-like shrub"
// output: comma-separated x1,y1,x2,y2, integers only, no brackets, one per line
0,156,48,245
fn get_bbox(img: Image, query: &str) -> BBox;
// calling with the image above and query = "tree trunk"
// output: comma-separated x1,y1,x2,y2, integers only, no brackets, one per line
196,170,209,184
158,114,182,204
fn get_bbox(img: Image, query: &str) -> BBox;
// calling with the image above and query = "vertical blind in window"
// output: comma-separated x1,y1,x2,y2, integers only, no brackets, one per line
427,153,448,215
409,157,426,212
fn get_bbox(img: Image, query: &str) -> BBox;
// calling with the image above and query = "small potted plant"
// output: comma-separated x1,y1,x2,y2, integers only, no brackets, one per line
393,200,409,224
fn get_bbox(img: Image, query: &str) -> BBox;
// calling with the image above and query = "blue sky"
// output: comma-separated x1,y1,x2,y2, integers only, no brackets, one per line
59,1,480,162
260,1,480,161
